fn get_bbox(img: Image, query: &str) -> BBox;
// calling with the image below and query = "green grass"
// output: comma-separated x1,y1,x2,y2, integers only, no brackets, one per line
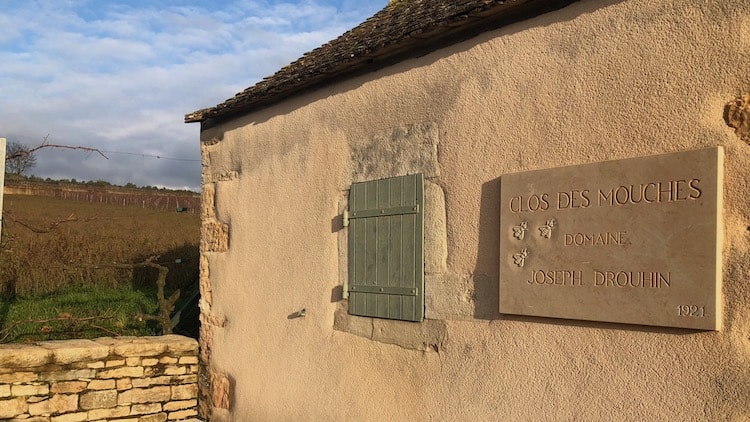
0,285,158,343
0,193,200,342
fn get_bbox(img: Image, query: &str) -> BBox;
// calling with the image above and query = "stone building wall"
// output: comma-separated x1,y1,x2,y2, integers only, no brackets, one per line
196,0,750,419
0,335,199,421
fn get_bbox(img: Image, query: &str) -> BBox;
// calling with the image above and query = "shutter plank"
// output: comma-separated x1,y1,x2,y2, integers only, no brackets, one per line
348,174,424,321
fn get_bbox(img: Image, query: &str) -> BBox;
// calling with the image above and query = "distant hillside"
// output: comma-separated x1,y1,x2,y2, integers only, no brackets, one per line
3,177,201,214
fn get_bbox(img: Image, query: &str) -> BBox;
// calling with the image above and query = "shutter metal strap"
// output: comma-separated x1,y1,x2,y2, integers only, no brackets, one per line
348,285,418,296
348,204,419,219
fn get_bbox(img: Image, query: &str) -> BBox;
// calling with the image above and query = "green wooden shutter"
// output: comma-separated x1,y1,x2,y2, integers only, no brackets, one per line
347,173,424,322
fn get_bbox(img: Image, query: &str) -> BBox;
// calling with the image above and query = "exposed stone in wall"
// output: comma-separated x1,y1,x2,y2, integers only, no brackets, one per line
724,94,750,144
424,181,448,274
348,122,440,187
198,255,213,313
0,335,199,421
200,221,229,252
198,143,232,419
425,272,475,320
199,136,222,146
333,306,446,352
203,170,239,184
201,183,216,220
209,371,231,410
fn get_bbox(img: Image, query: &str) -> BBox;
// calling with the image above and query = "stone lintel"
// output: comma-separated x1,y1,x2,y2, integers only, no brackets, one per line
37,339,110,365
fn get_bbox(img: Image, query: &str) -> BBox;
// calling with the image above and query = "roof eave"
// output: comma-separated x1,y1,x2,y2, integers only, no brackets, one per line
185,0,580,126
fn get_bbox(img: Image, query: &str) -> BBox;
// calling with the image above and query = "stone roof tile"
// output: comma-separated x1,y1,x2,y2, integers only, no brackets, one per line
186,0,578,124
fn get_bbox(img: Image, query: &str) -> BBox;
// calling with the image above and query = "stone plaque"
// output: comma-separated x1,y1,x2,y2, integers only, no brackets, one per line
499,147,723,330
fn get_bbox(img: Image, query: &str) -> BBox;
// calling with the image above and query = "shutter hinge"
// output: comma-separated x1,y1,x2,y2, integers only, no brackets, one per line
343,209,350,227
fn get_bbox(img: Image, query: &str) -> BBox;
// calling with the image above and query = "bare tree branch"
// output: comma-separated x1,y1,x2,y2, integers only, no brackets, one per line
4,134,108,162
2,212,79,234
0,314,116,343
2,212,113,235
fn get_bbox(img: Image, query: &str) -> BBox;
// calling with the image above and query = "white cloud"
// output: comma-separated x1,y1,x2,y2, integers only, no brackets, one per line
0,1,384,190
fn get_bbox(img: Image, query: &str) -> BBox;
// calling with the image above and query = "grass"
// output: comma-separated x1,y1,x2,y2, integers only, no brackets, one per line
0,285,157,343
0,194,200,342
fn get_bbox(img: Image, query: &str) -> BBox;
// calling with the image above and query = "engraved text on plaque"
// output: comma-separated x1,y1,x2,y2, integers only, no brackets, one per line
499,147,723,330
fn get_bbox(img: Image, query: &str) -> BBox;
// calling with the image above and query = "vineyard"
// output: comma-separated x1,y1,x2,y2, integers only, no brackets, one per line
0,193,200,342
3,179,201,214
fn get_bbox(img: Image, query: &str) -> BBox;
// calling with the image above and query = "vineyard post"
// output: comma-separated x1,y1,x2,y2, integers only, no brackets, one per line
0,137,5,240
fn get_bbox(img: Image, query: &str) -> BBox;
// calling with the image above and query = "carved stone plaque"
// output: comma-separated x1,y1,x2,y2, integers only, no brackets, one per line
499,147,723,330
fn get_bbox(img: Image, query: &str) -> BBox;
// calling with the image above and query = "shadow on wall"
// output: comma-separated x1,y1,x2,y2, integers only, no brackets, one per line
474,177,502,320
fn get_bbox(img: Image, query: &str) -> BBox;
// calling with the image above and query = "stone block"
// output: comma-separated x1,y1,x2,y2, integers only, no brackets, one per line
424,272,475,321
132,376,171,388
424,181,448,274
96,337,167,357
50,412,88,422
176,375,198,385
348,122,440,187
106,359,126,367
126,357,141,366
210,371,231,410
37,339,109,365
88,406,131,419
201,182,216,219
51,381,87,394
333,307,373,339
117,378,133,390
0,397,27,418
41,369,95,382
163,366,186,376
130,402,162,415
118,386,171,405
0,372,38,383
0,344,51,367
372,318,447,352
87,361,105,369
87,379,116,390
79,390,117,410
98,366,144,379
12,384,50,396
28,394,78,416
171,383,198,400
167,409,197,420
139,413,168,422
0,384,10,397
201,220,229,252
178,356,198,365
163,399,197,411
141,358,159,366
725,94,750,144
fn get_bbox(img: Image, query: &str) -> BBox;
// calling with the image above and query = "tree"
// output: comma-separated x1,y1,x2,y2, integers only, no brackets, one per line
5,141,36,176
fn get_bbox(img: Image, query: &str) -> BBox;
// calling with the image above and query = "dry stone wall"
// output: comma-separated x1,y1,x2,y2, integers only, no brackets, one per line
0,335,199,421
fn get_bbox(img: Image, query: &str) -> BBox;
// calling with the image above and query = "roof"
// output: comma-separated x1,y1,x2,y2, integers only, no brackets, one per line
185,0,579,124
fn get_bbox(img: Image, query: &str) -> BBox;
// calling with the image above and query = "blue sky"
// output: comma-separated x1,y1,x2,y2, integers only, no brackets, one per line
0,0,383,190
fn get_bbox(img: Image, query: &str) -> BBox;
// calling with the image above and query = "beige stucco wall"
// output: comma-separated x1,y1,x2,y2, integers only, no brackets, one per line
197,0,750,420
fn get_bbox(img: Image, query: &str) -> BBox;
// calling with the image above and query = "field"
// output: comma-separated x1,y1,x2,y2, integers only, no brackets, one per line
0,194,200,342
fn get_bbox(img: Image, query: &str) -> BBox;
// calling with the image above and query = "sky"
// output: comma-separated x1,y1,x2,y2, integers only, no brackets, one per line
0,0,384,191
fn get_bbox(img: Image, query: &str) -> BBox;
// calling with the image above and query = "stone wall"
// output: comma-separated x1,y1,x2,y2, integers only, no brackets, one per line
195,0,750,419
0,335,199,421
